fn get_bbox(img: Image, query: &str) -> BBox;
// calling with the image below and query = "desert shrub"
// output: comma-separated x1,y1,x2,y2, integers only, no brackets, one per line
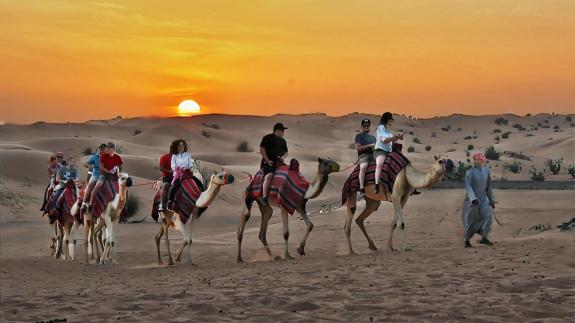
202,123,220,129
413,137,421,144
485,146,500,160
493,128,502,133
504,161,522,174
465,150,470,157
133,129,142,136
553,125,560,130
445,161,472,181
425,145,432,151
201,130,211,138
525,133,534,137
504,151,531,161
531,126,538,131
568,164,575,178
82,147,93,156
408,131,414,135
512,123,526,131
236,141,253,152
441,127,450,132
525,113,532,117
457,127,462,131
529,167,545,181
494,136,500,142
464,136,472,140
566,116,572,122
430,132,436,138
501,131,511,139
495,117,508,126
545,158,563,175
126,194,140,218
407,146,415,153
467,144,474,151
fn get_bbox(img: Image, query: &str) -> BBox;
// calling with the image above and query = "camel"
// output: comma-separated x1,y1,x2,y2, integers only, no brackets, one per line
343,155,453,254
82,173,131,264
52,180,83,260
155,170,234,266
236,158,340,263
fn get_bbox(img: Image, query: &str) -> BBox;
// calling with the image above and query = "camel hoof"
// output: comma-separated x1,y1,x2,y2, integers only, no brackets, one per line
368,244,378,251
285,254,295,260
168,260,175,266
297,246,305,256
274,255,282,261
237,257,244,263
189,262,198,268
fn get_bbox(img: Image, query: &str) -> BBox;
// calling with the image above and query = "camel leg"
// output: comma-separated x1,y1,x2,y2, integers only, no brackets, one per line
281,208,293,260
54,224,63,259
63,224,71,260
164,217,175,266
393,199,411,251
387,214,397,251
344,193,357,255
257,203,275,261
70,221,79,260
84,215,93,264
237,201,252,263
355,198,381,251
175,226,189,264
296,210,314,256
48,219,57,252
155,223,165,265
186,214,197,267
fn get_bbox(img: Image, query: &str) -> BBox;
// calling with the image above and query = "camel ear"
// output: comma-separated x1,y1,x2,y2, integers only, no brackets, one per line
318,158,323,163
434,155,439,161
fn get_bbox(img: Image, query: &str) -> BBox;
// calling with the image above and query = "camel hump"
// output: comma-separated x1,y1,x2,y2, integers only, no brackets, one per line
289,159,300,171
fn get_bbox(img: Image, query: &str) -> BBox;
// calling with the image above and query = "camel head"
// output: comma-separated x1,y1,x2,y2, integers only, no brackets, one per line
431,155,454,181
317,158,340,176
118,173,133,188
208,171,235,187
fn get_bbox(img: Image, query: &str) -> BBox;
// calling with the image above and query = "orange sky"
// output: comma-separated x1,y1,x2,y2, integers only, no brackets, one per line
1,0,574,124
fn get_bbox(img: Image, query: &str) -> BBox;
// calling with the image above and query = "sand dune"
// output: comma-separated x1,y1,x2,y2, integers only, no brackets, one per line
0,113,573,321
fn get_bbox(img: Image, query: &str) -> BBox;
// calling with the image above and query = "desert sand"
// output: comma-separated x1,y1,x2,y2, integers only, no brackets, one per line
1,113,574,322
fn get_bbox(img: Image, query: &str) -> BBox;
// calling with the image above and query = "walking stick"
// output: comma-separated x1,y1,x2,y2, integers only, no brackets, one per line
493,210,503,226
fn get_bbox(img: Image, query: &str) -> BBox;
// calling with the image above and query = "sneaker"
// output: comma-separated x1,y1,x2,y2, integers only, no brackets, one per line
464,240,472,248
478,237,494,246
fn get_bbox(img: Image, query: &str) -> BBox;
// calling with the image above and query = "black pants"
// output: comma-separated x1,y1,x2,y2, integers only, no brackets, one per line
168,178,181,202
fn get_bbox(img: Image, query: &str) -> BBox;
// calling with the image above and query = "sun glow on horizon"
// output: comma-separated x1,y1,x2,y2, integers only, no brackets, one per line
177,99,201,116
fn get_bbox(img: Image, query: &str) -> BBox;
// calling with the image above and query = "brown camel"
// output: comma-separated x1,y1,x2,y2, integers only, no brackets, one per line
237,158,340,263
344,155,452,254
53,180,83,260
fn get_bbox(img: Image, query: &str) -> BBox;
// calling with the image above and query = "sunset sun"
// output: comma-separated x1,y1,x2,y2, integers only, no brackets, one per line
177,99,201,116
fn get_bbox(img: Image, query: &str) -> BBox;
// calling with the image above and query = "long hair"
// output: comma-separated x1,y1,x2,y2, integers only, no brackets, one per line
170,139,188,154
379,112,393,126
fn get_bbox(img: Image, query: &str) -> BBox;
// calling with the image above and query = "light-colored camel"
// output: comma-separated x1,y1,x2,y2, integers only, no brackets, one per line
237,158,340,263
344,155,452,254
156,170,234,266
82,173,130,264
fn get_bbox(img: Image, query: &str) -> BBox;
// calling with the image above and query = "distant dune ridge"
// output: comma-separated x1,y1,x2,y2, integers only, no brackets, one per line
0,113,574,321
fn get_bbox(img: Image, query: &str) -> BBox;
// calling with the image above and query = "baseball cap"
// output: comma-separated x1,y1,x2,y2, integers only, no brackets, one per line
273,123,288,131
107,142,116,149
98,143,107,149
361,118,371,126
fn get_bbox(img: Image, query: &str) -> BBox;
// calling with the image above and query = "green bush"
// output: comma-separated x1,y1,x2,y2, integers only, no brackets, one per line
201,130,211,138
501,132,511,139
407,146,415,153
495,117,508,126
529,167,545,181
82,147,93,156
445,161,472,181
467,144,474,151
425,145,431,151
545,158,563,175
504,161,522,174
237,141,253,152
126,194,140,218
485,146,500,160
493,128,502,133
413,137,421,144
568,164,575,178
133,129,142,136
494,136,500,142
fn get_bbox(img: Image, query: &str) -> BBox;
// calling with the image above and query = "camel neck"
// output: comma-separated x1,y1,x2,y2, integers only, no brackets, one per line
304,172,328,199
196,178,220,208
405,164,441,189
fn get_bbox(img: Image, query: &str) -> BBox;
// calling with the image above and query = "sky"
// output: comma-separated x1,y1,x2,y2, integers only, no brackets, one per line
1,0,574,124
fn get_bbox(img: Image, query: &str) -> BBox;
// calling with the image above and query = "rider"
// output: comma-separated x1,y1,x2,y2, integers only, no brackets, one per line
167,139,195,210
355,118,376,195
157,142,176,211
82,143,107,208
50,157,79,209
87,142,123,212
374,112,404,194
259,123,288,205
